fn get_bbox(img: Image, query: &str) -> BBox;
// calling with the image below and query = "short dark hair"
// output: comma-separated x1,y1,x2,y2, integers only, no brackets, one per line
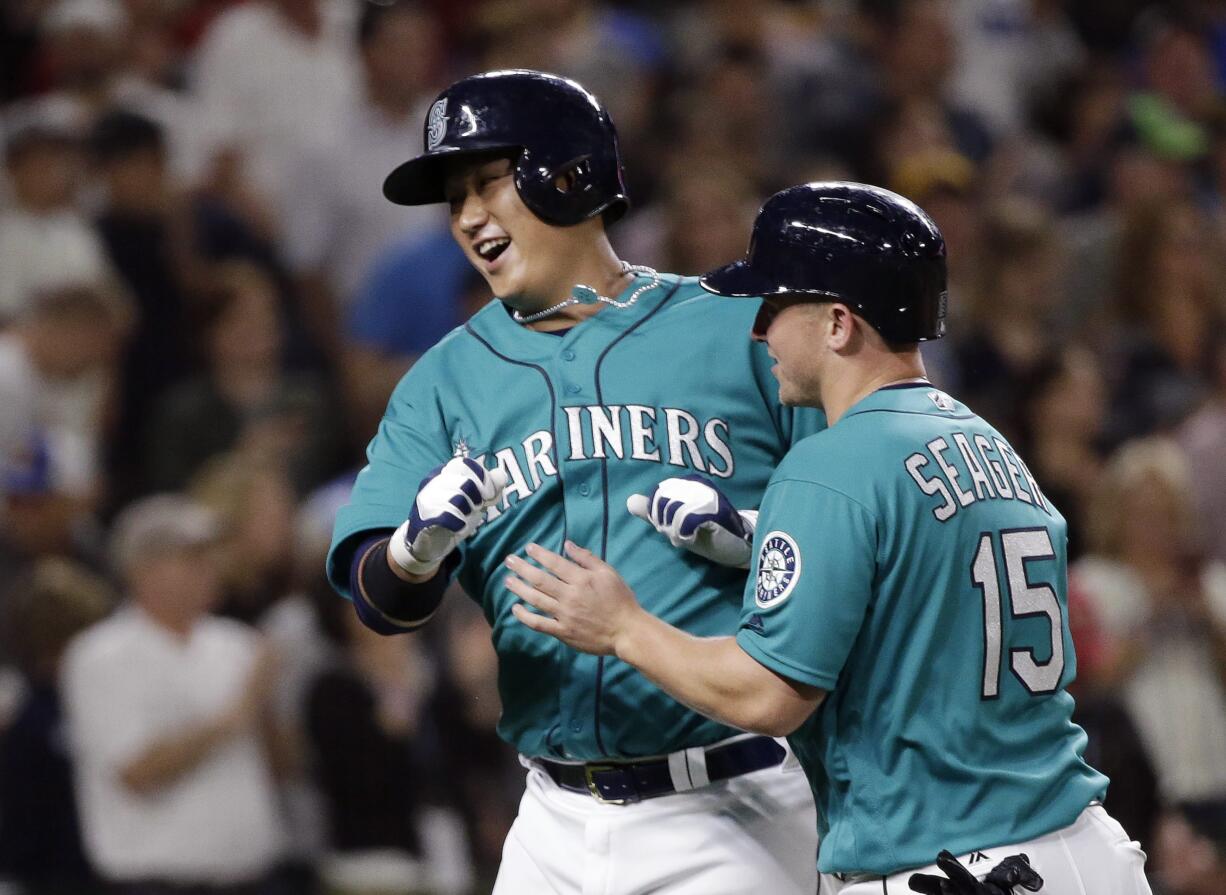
89,109,165,163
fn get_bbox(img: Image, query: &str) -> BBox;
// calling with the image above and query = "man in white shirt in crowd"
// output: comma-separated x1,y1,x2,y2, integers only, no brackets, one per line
283,0,445,338
189,0,360,231
61,494,287,895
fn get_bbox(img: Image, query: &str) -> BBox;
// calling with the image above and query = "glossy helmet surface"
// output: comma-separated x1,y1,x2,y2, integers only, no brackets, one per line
701,182,947,342
383,69,629,227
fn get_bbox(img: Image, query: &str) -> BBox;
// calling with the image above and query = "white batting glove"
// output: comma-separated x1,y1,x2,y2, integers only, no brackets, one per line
626,475,757,569
388,457,509,577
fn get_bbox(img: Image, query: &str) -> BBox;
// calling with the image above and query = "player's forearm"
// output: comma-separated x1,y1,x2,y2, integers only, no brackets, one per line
615,612,815,737
350,537,449,634
118,716,237,794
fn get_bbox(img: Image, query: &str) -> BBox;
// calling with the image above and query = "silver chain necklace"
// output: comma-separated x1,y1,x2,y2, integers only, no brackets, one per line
511,262,661,324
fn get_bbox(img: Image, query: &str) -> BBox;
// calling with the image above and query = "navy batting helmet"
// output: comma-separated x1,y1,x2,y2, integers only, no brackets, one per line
383,69,629,227
701,182,947,342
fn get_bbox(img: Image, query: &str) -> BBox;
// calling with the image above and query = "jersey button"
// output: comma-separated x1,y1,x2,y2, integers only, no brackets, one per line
570,721,582,732
578,483,591,496
565,384,581,395
562,349,576,361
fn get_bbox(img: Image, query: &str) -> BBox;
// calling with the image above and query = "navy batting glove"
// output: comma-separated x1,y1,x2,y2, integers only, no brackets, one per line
908,850,1043,895
626,474,756,568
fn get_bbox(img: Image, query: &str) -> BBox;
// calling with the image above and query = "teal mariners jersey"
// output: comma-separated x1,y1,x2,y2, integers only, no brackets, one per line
735,382,1108,875
328,273,823,760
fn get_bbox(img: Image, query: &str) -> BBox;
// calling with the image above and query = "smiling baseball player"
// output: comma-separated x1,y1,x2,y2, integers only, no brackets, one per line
327,70,823,894
506,182,1154,894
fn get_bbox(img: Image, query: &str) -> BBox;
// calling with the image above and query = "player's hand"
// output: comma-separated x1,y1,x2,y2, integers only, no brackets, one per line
908,850,1043,895
505,541,642,656
389,457,509,577
626,475,756,568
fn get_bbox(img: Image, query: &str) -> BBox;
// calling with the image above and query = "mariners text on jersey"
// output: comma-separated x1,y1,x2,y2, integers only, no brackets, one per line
469,405,734,520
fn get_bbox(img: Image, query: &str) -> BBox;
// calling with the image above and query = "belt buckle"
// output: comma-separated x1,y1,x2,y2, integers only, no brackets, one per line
583,763,628,804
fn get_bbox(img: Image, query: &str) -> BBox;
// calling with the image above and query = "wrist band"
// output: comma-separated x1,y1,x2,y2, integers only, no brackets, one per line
350,537,447,635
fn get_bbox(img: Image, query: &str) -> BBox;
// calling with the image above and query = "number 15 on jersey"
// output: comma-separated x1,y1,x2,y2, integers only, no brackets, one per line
971,527,1066,699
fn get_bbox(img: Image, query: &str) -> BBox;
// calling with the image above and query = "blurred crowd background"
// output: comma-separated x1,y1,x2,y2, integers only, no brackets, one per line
0,0,1224,893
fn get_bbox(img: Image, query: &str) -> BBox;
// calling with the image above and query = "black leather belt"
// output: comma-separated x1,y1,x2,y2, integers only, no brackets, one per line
535,735,786,804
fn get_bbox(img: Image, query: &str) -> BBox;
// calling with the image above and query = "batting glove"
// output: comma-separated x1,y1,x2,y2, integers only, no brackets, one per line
626,474,757,569
388,457,509,577
908,850,1043,895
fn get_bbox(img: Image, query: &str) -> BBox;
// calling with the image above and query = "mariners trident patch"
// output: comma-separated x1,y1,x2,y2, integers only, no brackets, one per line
755,531,801,609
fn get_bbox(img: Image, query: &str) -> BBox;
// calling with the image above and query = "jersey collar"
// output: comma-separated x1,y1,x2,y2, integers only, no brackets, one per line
840,381,967,420
465,272,680,360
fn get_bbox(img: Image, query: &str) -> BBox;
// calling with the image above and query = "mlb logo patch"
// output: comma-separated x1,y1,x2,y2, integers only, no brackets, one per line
755,531,801,609
927,390,955,412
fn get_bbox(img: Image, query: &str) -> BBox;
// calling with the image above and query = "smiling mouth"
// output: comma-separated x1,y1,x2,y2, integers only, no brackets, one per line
475,237,511,263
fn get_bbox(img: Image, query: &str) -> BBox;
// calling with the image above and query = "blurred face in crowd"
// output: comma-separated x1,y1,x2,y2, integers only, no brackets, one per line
445,154,605,311
49,24,123,91
129,545,224,626
100,146,169,214
208,274,283,369
6,140,84,211
883,0,954,100
1145,27,1217,116
666,172,756,274
1118,471,1189,563
26,305,123,379
363,5,439,101
1030,348,1107,444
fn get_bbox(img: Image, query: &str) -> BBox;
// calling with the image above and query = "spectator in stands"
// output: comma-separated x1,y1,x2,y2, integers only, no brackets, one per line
306,571,448,894
0,123,112,323
1109,198,1226,440
423,598,523,892
953,199,1063,434
143,261,340,494
342,231,485,441
1014,345,1109,560
1073,438,1226,821
190,450,297,626
189,0,360,230
89,109,202,504
1178,335,1226,565
0,558,114,895
1155,806,1226,895
282,0,444,358
61,493,287,895
0,283,130,557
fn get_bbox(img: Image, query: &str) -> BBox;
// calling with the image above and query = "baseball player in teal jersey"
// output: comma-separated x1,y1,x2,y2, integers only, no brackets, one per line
507,183,1154,894
327,71,821,893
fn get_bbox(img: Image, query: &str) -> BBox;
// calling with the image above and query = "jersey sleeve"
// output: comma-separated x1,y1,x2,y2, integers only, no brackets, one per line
736,476,877,690
326,364,453,597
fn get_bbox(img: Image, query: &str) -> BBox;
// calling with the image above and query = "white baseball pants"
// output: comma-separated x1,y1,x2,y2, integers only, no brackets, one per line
818,803,1151,895
492,758,818,894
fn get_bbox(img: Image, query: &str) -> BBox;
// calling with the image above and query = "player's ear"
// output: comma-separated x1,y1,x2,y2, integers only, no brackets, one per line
827,303,856,351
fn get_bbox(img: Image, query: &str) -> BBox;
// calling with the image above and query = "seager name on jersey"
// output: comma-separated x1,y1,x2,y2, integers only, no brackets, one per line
903,430,1050,522
470,404,734,518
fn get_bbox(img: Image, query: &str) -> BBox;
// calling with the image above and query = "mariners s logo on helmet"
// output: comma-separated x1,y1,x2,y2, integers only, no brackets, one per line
755,531,801,609
426,98,449,150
